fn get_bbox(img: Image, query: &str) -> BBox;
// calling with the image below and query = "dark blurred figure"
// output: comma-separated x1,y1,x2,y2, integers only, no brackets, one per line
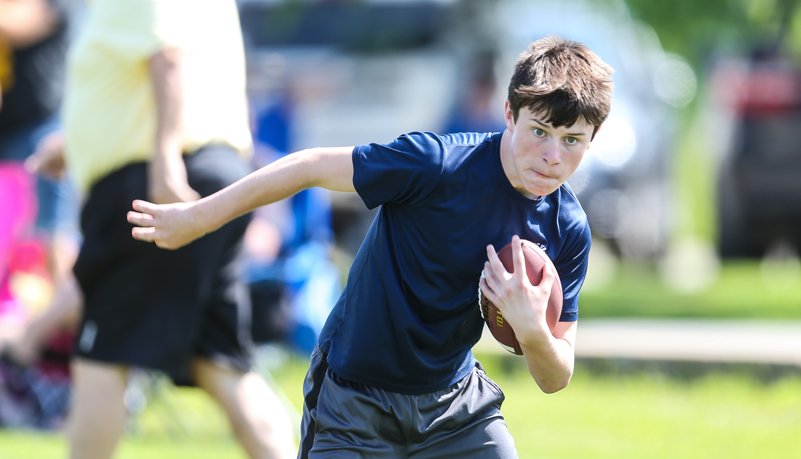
713,46,801,258
442,53,505,135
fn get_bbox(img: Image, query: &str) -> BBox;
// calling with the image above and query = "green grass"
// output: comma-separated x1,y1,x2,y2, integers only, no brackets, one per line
2,353,800,459
1,260,798,458
580,260,801,319
0,357,311,459
0,431,244,459
480,355,801,459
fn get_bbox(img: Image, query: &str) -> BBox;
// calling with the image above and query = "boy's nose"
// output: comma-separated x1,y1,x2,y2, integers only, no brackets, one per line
541,141,561,165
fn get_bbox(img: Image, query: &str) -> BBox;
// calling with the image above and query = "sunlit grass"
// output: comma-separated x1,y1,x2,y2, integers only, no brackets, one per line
480,354,801,459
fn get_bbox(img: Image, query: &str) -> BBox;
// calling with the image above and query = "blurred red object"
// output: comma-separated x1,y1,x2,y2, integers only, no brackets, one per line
712,59,801,116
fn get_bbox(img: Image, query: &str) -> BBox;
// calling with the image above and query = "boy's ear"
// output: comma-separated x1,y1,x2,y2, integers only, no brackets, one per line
504,100,516,131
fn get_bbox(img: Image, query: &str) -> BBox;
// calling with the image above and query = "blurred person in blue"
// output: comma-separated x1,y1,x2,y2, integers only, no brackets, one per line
128,36,614,458
247,74,341,355
442,52,506,135
28,0,297,457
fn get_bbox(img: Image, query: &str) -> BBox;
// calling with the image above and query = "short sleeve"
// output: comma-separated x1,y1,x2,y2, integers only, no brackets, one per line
352,132,445,209
149,0,187,50
554,218,591,321
93,0,188,60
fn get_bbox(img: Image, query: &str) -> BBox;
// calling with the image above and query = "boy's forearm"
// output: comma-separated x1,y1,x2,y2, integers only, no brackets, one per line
189,149,344,234
521,335,574,393
191,182,256,236
519,321,577,393
129,147,355,250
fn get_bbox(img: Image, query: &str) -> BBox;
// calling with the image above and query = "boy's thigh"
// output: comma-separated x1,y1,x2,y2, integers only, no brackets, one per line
412,417,517,459
300,353,517,459
306,375,406,456
409,365,518,459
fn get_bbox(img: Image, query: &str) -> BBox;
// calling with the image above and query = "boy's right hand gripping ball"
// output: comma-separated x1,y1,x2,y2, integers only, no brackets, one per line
478,239,563,355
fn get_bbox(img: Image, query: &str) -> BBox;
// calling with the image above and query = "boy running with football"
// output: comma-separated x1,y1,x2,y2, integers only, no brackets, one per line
129,35,613,458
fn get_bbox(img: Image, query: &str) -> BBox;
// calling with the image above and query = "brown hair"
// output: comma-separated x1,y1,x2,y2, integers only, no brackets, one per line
507,36,614,137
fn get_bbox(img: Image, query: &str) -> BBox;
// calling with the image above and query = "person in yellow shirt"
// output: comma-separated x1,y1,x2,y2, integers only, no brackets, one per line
29,1,297,458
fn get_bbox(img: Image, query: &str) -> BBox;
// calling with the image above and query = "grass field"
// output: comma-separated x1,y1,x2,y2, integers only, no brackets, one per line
1,351,799,459
1,260,798,458
483,356,801,459
579,260,801,319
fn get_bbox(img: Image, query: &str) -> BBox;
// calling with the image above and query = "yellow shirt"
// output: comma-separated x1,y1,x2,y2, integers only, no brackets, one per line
63,0,252,192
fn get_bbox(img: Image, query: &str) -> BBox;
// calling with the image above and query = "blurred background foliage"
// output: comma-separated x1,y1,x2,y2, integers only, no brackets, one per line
624,0,798,62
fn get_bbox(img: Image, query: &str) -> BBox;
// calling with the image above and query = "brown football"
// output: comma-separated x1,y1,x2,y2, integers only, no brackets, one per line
478,239,563,355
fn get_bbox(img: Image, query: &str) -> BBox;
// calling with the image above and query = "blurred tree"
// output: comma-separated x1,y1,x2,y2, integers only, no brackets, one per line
623,0,801,63
622,0,801,264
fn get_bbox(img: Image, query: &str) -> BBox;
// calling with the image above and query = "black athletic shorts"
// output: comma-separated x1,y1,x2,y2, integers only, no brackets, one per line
72,144,253,385
299,347,519,458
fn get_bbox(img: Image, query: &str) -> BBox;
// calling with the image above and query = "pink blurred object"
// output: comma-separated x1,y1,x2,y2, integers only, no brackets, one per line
0,162,39,319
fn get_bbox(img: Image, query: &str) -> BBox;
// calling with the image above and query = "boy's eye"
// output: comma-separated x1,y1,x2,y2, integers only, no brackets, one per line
534,128,546,136
565,137,578,145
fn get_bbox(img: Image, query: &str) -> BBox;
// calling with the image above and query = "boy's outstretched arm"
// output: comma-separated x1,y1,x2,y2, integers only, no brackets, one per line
127,147,355,249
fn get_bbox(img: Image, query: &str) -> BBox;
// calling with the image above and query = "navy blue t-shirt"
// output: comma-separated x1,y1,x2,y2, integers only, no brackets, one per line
318,131,591,394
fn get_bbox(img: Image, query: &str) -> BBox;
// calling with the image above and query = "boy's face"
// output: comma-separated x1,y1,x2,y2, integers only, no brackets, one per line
501,102,595,199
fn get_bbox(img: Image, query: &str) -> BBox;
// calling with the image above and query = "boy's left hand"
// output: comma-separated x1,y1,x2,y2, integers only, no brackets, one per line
479,235,556,346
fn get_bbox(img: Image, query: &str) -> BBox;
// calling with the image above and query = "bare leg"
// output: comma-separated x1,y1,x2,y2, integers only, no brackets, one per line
67,359,128,459
48,231,80,290
192,358,297,459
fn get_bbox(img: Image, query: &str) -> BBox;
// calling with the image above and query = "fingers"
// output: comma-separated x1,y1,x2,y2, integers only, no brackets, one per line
537,260,556,294
485,242,506,278
487,236,526,281
131,199,159,214
479,273,492,299
482,261,499,292
511,235,527,281
127,210,155,227
131,226,156,242
129,200,159,244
